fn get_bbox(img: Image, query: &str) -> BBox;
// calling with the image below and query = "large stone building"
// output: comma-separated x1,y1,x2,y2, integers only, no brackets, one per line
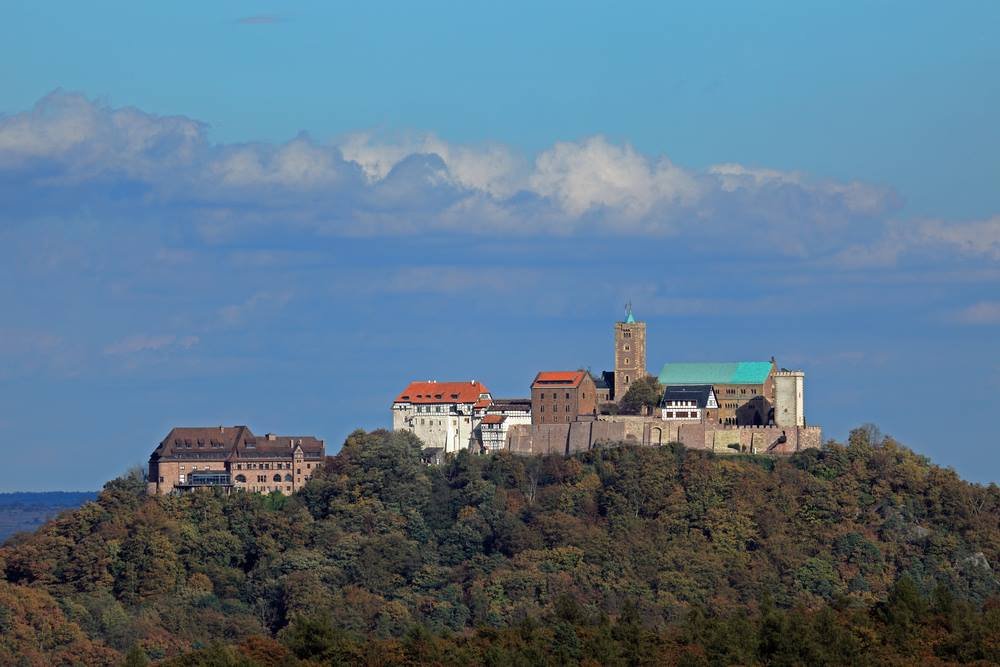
148,425,325,495
658,361,777,425
531,371,598,424
392,380,492,452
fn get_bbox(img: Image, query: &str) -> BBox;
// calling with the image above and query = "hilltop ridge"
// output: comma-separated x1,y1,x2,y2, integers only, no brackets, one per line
1,426,998,665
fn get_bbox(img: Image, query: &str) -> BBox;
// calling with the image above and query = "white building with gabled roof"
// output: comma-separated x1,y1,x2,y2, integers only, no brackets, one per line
392,380,492,453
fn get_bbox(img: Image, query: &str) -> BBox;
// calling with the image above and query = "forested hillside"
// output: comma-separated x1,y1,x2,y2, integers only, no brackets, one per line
1,427,998,665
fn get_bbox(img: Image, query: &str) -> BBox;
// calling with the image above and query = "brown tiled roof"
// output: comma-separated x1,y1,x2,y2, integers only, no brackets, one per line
481,414,505,425
151,426,324,462
532,371,587,388
233,433,325,459
152,425,250,460
394,380,490,404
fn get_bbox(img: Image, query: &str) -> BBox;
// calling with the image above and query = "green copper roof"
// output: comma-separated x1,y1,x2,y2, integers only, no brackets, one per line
624,303,636,323
658,361,773,386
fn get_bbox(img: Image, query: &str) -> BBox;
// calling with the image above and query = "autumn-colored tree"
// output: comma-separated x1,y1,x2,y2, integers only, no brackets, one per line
0,426,998,664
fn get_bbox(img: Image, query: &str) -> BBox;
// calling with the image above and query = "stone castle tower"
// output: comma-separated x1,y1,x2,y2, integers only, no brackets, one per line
614,304,647,402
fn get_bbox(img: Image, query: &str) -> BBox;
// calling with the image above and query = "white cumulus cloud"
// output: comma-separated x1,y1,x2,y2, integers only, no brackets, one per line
0,89,942,260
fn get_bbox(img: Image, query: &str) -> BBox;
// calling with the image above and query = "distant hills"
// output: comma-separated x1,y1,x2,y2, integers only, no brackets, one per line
0,491,98,542
0,428,997,665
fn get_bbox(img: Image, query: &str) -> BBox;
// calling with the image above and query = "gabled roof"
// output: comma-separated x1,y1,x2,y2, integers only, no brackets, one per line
593,371,615,390
657,361,774,386
152,425,251,460
395,380,491,404
151,426,325,461
532,371,587,388
234,433,325,459
661,385,715,408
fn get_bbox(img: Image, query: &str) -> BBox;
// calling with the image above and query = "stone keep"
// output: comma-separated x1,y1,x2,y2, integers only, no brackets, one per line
614,308,646,402
774,370,805,427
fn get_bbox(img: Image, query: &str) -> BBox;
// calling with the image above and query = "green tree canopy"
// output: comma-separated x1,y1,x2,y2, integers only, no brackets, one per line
618,375,663,415
1,426,999,664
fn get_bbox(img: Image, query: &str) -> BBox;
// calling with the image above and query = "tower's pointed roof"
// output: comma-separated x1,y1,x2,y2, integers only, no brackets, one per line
624,302,636,323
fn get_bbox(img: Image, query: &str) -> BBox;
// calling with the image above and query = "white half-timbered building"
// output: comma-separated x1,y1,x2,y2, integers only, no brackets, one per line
660,385,718,420
392,380,492,453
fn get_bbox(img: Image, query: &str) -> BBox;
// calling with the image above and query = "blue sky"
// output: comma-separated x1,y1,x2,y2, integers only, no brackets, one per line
1,1,998,490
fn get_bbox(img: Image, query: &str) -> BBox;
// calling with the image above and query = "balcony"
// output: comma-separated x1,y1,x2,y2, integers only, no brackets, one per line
178,472,232,487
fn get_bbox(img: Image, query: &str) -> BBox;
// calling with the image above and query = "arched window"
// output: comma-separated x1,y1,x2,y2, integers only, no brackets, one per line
235,474,247,483
284,474,293,482
272,474,282,482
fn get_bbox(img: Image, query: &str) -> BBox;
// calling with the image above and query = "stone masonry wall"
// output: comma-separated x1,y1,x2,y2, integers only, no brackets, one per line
505,416,821,458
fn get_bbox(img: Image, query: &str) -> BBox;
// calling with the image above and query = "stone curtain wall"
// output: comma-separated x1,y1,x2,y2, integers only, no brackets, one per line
508,421,629,456
505,417,821,457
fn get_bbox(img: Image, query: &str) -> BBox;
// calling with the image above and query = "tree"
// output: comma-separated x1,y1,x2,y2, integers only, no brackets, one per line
618,375,662,415
122,645,149,667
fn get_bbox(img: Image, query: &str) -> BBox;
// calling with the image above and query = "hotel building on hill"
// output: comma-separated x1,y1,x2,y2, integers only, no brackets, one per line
148,425,325,495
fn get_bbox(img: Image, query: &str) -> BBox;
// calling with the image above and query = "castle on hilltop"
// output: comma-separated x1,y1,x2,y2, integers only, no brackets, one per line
392,305,820,457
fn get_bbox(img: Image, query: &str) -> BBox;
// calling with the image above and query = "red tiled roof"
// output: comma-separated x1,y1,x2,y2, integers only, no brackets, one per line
532,371,587,387
481,414,505,424
473,398,492,409
395,380,490,404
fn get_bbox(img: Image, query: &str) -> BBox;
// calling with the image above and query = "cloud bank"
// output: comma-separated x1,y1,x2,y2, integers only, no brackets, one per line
0,90,995,266
0,91,1000,268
